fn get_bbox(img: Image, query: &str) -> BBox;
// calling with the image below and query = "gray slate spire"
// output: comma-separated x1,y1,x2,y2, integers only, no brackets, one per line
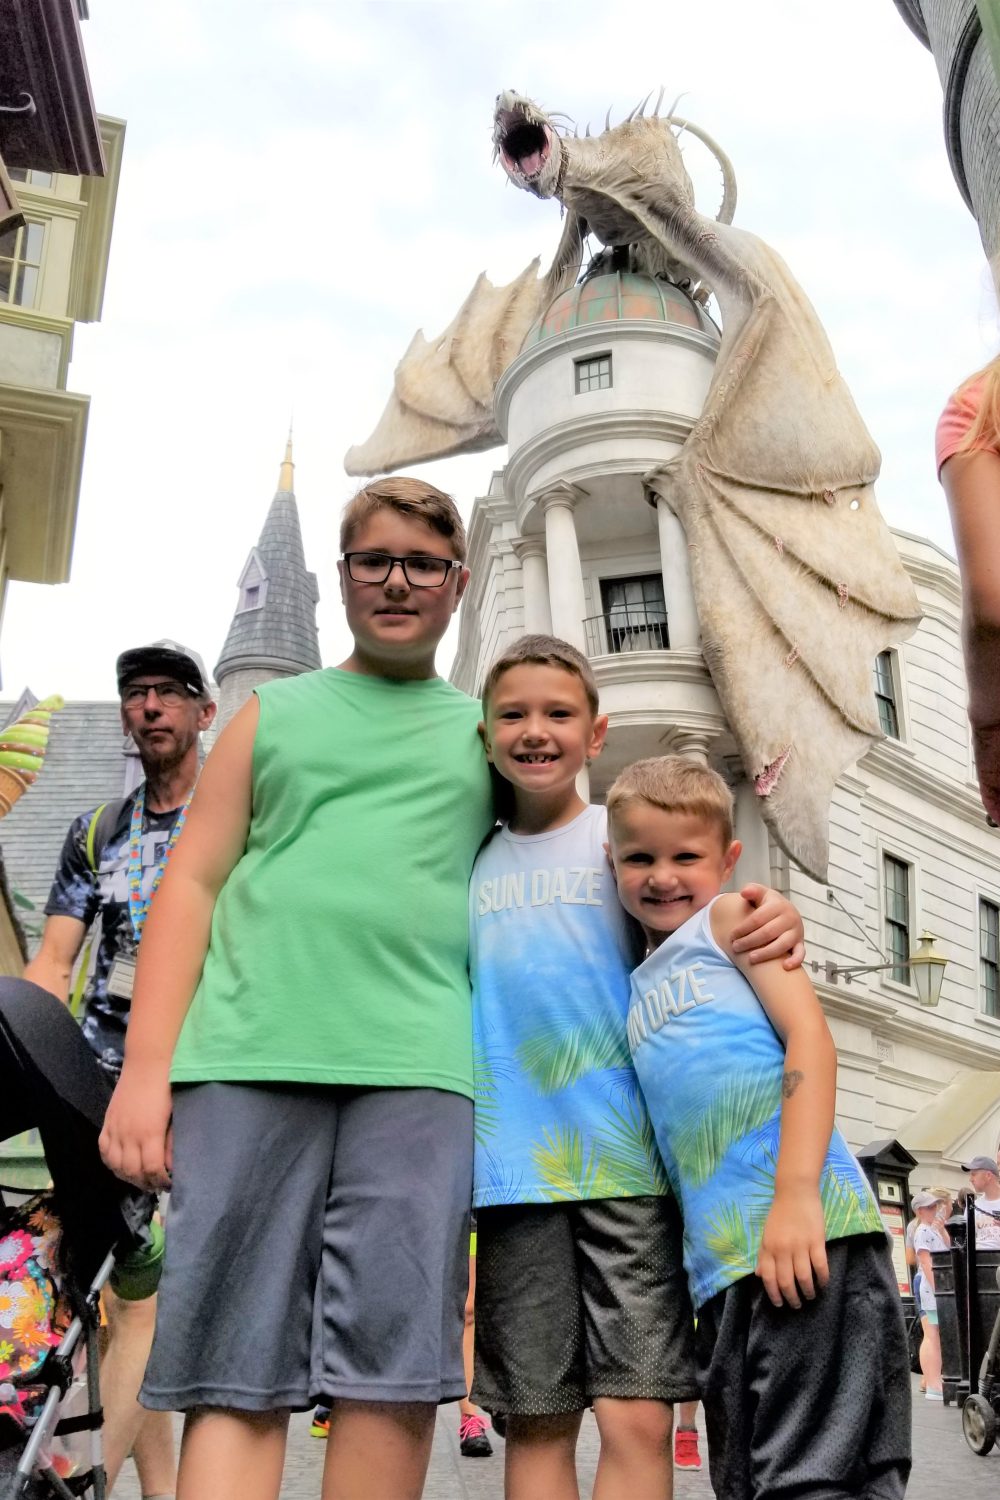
214,436,321,729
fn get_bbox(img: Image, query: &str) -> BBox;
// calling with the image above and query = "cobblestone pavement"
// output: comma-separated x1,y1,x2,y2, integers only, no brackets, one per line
111,1376,1000,1497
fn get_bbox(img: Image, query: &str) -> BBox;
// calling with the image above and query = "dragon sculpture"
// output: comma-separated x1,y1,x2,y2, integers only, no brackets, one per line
346,91,921,882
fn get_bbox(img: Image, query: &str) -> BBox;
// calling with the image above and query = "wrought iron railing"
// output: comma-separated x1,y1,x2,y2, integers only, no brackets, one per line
584,604,669,657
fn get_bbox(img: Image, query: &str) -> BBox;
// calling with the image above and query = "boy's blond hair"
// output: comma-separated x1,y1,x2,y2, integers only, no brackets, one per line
481,634,600,716
340,476,468,562
607,756,734,846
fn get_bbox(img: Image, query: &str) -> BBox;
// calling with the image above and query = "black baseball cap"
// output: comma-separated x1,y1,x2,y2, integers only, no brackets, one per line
116,640,210,698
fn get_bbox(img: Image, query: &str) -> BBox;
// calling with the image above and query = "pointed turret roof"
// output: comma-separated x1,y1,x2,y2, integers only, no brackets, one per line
214,437,321,683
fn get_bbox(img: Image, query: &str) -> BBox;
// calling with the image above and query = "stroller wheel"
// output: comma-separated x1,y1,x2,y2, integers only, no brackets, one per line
962,1394,997,1456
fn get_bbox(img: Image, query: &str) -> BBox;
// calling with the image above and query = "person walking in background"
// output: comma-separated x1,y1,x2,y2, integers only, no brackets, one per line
912,1191,951,1402
962,1156,1000,1248
938,352,1000,823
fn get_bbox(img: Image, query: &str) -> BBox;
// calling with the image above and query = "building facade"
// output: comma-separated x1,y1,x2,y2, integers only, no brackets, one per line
451,269,1000,1188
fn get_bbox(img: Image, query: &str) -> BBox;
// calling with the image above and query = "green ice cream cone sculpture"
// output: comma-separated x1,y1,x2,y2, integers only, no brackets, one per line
0,695,64,816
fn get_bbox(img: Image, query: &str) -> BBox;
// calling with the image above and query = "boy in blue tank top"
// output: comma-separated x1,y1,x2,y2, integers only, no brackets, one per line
470,637,806,1500
605,755,911,1500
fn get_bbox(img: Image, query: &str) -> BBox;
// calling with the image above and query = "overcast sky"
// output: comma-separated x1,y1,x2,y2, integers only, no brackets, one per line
3,1,995,700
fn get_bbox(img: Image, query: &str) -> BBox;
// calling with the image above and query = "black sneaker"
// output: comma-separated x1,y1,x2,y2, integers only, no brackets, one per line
459,1412,493,1457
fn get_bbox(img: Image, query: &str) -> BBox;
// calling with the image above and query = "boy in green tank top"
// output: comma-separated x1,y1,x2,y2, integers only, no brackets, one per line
99,478,493,1500
99,476,803,1500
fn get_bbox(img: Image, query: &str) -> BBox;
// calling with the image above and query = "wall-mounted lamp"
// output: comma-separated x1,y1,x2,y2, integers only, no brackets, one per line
813,931,948,1008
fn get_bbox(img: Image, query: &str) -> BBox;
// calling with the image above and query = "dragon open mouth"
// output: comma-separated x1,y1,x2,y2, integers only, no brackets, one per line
496,111,552,182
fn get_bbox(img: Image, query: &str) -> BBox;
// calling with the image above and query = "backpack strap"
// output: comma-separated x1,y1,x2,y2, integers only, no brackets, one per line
85,795,130,873
85,803,108,873
72,795,130,1018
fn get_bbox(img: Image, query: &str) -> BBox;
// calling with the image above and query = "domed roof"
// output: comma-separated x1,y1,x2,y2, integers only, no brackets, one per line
522,271,720,348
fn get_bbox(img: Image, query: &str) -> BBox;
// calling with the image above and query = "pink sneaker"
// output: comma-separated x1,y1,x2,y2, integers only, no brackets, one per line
674,1426,702,1469
459,1412,493,1458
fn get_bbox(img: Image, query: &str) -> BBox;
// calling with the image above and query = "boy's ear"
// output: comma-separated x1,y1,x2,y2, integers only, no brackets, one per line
586,713,610,764
603,839,619,884
478,719,494,763
453,566,471,610
723,839,742,882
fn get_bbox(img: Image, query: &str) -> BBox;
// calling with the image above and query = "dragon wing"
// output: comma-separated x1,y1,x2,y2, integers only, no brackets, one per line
641,217,920,882
346,214,586,477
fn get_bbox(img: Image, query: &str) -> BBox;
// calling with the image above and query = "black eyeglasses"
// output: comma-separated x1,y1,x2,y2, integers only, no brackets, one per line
122,681,192,708
341,551,463,588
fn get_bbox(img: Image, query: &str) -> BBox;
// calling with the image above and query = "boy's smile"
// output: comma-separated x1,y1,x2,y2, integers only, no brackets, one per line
482,662,607,820
608,803,741,948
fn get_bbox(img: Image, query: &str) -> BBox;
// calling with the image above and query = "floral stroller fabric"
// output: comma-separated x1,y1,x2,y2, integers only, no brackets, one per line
0,979,152,1499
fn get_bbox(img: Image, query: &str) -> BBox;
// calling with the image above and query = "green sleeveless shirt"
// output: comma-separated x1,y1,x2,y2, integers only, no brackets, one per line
171,669,494,1097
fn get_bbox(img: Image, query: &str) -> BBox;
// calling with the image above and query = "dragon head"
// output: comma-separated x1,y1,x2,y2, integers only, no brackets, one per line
493,90,565,198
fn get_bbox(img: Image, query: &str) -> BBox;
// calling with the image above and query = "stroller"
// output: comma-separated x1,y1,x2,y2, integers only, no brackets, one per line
0,978,154,1499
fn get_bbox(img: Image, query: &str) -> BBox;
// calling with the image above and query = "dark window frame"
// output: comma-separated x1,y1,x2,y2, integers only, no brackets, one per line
883,854,911,985
574,353,612,393
874,651,900,739
981,897,1000,1019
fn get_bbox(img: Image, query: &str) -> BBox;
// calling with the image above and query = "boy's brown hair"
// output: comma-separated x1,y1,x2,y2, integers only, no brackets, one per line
481,634,600,716
606,756,734,846
340,476,468,562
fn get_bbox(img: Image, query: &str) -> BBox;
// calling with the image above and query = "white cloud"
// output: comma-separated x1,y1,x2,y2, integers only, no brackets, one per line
2,0,995,698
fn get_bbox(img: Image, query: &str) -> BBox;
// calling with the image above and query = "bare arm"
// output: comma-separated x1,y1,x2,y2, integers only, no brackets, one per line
714,893,834,1307
941,448,1000,822
99,697,258,1189
23,915,86,1002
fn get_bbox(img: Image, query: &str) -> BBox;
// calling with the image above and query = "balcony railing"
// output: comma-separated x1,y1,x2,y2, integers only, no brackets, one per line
584,604,670,657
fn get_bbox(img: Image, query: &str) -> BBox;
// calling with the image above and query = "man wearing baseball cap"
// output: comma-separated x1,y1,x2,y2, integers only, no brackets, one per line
962,1156,1000,1248
24,640,215,1496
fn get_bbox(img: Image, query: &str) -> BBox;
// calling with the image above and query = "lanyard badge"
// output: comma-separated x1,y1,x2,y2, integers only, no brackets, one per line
127,783,193,941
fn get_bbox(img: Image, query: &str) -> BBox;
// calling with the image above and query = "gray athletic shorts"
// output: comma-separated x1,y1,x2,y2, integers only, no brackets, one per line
696,1233,911,1500
141,1082,473,1412
472,1195,699,1416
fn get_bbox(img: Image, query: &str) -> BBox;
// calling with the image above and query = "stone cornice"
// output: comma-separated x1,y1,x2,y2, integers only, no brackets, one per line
813,976,1000,1069
507,410,696,516
0,381,88,583
861,740,990,836
590,647,711,690
495,319,719,433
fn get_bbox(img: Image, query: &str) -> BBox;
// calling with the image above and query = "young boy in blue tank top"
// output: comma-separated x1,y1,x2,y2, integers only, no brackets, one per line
470,637,806,1500
605,755,911,1500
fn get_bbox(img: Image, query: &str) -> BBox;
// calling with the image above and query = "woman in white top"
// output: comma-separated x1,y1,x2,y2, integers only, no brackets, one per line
912,1191,951,1401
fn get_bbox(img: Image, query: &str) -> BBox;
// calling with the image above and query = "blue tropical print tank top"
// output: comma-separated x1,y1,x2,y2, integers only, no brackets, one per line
627,899,883,1308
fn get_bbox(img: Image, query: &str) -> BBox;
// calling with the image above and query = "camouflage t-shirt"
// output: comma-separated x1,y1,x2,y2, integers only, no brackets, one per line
43,789,184,1077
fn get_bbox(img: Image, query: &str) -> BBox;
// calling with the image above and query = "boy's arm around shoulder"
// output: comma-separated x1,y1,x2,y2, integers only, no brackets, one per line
711,893,835,1309
99,698,258,1191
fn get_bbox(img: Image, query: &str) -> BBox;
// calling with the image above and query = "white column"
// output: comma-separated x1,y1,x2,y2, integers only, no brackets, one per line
733,775,772,887
512,537,552,635
669,729,714,767
540,483,588,652
651,493,699,650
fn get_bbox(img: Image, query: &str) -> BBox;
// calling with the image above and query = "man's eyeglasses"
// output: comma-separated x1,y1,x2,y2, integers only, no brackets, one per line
341,552,462,589
122,681,191,708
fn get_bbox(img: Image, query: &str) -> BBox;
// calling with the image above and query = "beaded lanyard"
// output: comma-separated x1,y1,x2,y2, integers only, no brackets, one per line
127,783,193,940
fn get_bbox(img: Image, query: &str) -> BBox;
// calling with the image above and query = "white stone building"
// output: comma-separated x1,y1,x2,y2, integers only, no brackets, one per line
450,269,1000,1191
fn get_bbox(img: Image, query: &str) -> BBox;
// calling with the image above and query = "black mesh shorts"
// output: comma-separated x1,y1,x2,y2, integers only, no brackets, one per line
696,1232,911,1500
472,1195,699,1416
